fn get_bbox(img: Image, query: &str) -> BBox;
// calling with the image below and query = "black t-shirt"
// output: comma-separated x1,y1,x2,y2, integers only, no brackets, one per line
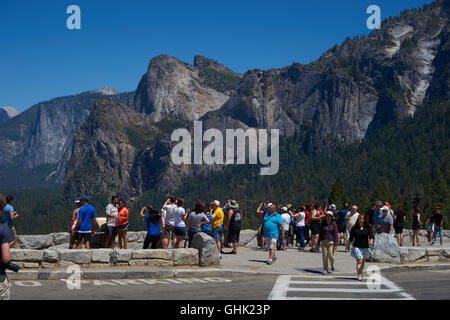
433,213,443,226
229,209,242,230
394,211,406,225
349,225,374,249
367,209,374,225
0,224,13,275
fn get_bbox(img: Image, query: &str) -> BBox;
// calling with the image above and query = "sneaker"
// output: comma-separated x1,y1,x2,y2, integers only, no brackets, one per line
358,274,362,281
282,247,287,251
219,254,222,259
267,259,273,265
331,265,335,272
309,248,314,252
273,256,278,262
323,270,328,275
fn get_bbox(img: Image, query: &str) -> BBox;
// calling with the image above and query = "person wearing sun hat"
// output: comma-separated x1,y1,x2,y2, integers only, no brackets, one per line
225,200,242,254
319,211,339,274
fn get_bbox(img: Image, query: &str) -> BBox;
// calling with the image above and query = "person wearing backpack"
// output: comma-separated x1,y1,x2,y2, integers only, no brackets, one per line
225,200,242,254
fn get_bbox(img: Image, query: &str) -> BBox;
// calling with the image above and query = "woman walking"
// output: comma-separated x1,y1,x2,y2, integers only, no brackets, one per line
412,208,422,246
117,200,130,249
318,211,338,274
349,214,374,281
140,206,161,249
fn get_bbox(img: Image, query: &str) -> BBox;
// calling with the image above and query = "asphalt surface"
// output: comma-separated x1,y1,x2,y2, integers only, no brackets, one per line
9,270,450,300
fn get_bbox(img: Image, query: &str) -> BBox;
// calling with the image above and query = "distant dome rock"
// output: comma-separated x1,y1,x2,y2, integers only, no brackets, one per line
91,87,121,96
0,106,20,125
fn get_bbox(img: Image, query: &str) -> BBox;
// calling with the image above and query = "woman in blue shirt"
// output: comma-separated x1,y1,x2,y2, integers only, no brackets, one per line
140,206,161,249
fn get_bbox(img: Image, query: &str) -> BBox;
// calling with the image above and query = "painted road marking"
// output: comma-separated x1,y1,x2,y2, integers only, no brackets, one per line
268,275,415,300
12,277,232,287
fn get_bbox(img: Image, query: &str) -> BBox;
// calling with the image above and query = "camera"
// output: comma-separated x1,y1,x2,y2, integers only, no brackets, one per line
0,262,21,273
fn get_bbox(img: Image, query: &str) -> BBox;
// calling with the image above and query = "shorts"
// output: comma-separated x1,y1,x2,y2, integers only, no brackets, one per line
7,225,17,239
212,225,224,241
0,277,10,301
118,224,129,231
338,224,346,233
412,223,421,230
227,228,240,243
265,237,278,250
351,246,373,260
394,223,404,234
163,225,175,240
76,232,91,242
106,226,118,237
310,223,321,235
174,226,186,236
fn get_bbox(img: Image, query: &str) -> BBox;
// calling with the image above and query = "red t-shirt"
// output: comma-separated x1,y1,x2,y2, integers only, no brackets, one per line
305,211,310,224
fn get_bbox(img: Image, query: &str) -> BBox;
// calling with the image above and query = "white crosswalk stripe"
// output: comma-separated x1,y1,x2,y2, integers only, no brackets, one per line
268,274,415,300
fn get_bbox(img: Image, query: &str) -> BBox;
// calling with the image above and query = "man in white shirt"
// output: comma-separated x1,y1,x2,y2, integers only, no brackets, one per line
104,195,119,249
161,197,177,249
280,207,291,250
345,205,360,252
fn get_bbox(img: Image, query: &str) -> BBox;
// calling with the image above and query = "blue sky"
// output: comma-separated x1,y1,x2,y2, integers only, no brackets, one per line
0,0,434,112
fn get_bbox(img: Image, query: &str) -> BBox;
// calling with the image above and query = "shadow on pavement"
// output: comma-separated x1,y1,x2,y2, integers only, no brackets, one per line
248,259,269,264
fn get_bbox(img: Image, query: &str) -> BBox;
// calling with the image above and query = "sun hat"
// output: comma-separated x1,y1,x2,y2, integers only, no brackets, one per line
229,200,239,209
326,211,334,216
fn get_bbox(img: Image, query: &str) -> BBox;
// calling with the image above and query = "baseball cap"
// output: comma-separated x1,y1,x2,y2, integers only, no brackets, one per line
384,201,390,206
210,200,220,206
326,211,334,216
282,207,287,211
330,204,336,210
267,203,273,207
381,206,389,212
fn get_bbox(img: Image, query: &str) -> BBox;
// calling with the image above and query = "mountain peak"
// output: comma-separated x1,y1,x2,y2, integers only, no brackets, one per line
0,106,20,125
91,87,120,95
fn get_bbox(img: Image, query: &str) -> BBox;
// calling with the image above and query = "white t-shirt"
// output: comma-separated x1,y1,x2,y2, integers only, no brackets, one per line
281,213,291,231
296,212,306,227
173,207,186,228
162,204,176,226
345,212,360,230
106,203,118,227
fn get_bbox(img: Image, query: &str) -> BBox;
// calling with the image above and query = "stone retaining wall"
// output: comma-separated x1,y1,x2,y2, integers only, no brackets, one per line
10,248,200,269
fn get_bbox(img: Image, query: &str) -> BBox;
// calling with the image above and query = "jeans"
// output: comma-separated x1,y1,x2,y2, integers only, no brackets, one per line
188,227,201,246
296,226,305,248
432,225,443,245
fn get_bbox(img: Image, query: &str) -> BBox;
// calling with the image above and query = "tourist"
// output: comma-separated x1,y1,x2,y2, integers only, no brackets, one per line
309,203,324,253
0,194,13,300
211,200,225,257
337,203,349,245
426,211,435,244
173,198,188,249
280,207,291,251
394,204,406,246
117,200,130,249
74,196,97,249
161,197,177,249
345,205,360,252
292,206,306,250
1,196,19,247
69,198,83,249
225,200,241,254
187,203,209,246
412,208,422,246
304,205,311,246
261,203,284,265
366,202,376,229
373,201,384,234
141,206,161,249
257,203,269,248
381,206,393,234
318,211,338,274
349,214,374,281
201,203,214,238
432,207,443,245
104,195,119,249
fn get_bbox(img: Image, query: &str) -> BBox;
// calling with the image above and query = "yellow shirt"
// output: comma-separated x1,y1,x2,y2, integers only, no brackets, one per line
211,207,224,229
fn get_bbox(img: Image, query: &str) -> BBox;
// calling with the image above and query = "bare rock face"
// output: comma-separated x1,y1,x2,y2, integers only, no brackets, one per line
133,55,239,122
0,106,19,125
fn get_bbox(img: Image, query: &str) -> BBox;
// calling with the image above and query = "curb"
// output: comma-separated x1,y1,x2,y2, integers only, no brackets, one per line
7,263,450,281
